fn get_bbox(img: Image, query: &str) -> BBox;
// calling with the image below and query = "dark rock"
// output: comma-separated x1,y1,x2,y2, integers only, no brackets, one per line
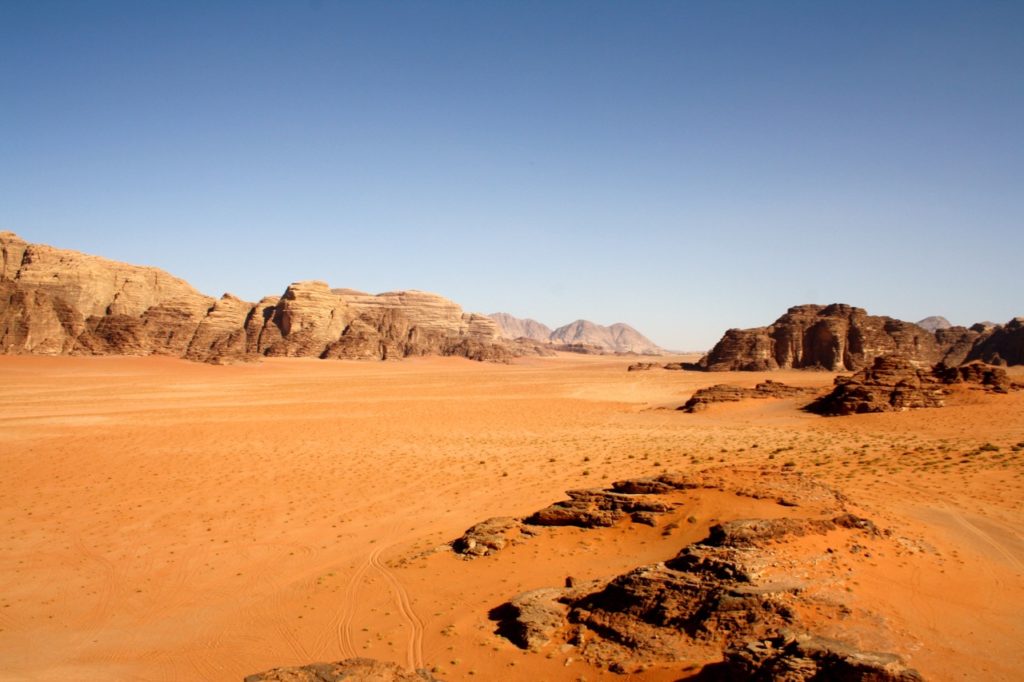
627,362,658,371
243,657,442,681
699,303,976,372
524,489,672,528
809,355,1017,415
720,631,924,681
679,381,818,413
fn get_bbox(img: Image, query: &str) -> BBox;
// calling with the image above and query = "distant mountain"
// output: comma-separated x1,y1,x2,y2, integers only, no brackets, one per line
488,313,663,355
488,313,552,343
916,316,952,332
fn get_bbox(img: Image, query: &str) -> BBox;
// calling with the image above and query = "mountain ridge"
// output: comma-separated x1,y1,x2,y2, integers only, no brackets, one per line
0,231,530,363
488,312,663,355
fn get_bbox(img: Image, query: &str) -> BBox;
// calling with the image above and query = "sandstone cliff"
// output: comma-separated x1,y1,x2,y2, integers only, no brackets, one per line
699,304,1021,371
0,232,517,363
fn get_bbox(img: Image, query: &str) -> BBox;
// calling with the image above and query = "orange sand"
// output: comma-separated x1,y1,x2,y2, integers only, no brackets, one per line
1,354,1022,681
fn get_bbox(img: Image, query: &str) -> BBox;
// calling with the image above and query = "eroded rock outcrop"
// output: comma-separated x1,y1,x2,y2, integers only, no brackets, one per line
680,380,819,413
721,631,924,681
700,304,946,371
468,470,921,679
0,232,524,363
699,304,1022,372
243,658,442,682
809,355,1018,416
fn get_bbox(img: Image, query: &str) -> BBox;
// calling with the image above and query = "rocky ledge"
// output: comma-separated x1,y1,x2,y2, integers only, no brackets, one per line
453,470,925,680
244,657,441,681
809,356,1020,416
679,380,819,413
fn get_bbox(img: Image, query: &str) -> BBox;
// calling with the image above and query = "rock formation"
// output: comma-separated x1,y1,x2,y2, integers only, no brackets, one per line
679,380,819,413
244,658,441,682
468,470,922,679
699,304,1021,371
549,319,662,355
809,356,1018,416
965,317,1024,366
488,312,664,354
487,312,552,342
0,232,526,364
916,316,952,332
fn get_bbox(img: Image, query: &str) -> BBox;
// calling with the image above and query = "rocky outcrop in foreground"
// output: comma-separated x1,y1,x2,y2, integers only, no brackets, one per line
679,380,819,413
699,303,1021,371
456,471,923,680
0,232,530,363
244,658,441,682
809,356,1019,416
489,312,663,355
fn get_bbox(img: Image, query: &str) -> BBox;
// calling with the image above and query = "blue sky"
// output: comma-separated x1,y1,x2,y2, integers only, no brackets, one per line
2,1,1021,349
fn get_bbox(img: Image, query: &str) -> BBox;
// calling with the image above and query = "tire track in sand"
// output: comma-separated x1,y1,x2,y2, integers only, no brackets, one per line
334,538,424,671
945,508,1024,573
370,544,424,671
336,550,374,659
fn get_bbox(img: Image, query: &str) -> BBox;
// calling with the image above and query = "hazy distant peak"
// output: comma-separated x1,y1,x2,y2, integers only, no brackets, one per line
916,316,952,332
488,313,553,342
549,319,661,354
487,313,662,354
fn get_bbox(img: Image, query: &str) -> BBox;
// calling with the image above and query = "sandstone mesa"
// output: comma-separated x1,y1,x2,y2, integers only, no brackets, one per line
698,303,1022,372
0,231,528,363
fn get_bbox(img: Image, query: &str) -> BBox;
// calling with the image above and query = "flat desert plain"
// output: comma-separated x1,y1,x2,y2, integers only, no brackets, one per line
1,354,1022,681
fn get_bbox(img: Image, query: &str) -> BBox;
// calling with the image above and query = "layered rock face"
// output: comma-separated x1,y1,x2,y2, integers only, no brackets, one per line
700,304,1020,371
0,232,514,363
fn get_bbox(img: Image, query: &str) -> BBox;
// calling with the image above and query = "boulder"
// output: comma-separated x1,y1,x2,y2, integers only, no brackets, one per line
452,517,522,558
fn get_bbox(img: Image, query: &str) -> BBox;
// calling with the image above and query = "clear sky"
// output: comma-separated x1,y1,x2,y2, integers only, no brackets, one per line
1,1,1021,350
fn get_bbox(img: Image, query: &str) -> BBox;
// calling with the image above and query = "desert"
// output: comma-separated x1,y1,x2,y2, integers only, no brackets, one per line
2,349,1022,680
4,3,1023,680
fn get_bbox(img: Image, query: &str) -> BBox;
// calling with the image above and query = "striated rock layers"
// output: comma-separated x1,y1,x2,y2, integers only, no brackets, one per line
700,304,1022,371
0,231,520,363
489,312,664,355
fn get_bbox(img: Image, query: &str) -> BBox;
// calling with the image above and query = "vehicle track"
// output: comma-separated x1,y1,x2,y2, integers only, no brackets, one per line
333,537,425,670
370,544,424,671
